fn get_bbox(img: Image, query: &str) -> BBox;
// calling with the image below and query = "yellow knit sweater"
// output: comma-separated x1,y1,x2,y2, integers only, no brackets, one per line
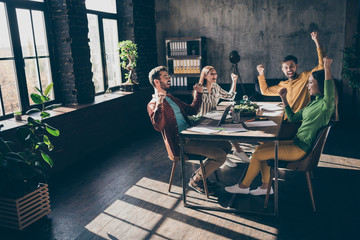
258,48,326,118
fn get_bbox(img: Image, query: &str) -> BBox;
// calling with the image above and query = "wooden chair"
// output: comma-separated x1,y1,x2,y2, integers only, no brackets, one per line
162,134,217,198
168,154,213,197
264,123,332,211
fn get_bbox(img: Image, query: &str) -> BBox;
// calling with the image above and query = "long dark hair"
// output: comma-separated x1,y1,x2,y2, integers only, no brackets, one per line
312,70,325,95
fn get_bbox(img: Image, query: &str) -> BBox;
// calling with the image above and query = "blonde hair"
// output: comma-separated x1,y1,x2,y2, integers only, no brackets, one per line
198,66,215,86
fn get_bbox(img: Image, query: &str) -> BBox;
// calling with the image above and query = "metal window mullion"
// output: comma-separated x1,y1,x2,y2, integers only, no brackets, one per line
0,87,5,115
29,9,43,93
6,3,30,111
98,16,108,91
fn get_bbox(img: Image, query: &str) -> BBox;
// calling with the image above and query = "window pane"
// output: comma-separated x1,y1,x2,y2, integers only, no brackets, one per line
0,60,20,115
86,0,116,13
87,14,104,93
38,58,54,100
24,59,40,104
17,9,36,57
103,19,121,87
32,10,49,56
0,3,13,58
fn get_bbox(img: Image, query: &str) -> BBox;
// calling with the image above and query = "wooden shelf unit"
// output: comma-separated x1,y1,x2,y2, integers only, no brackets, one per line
165,37,206,94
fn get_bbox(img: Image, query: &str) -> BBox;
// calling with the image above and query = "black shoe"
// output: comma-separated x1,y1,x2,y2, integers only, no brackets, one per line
188,178,214,195
198,179,217,188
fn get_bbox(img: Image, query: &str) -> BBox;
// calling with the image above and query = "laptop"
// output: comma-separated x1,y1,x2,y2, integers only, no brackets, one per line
200,104,232,127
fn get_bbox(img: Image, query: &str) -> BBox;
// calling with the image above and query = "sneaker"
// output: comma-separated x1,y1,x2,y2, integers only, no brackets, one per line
233,151,251,163
250,186,274,196
224,184,250,194
188,178,214,195
224,158,237,168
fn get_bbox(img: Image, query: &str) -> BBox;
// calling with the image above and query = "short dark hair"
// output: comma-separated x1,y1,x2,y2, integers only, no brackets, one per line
149,66,167,87
312,70,325,95
281,55,298,65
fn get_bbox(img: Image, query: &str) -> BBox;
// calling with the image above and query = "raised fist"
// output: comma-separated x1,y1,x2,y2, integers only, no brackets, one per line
257,64,265,75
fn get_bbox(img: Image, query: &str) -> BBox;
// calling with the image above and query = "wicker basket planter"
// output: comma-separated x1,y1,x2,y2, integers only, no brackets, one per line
0,183,51,230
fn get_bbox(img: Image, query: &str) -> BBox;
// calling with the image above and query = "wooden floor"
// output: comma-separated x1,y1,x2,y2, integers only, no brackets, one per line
1,121,360,240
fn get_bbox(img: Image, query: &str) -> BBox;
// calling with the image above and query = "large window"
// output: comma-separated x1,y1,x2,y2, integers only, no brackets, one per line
0,0,53,119
86,0,122,94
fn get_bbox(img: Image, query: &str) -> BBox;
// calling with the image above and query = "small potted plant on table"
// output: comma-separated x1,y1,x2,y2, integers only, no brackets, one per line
14,110,22,121
118,40,139,92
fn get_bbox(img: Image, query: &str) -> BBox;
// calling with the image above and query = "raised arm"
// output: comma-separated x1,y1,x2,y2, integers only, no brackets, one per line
217,74,237,100
256,64,283,96
322,57,335,111
279,87,303,122
310,32,326,73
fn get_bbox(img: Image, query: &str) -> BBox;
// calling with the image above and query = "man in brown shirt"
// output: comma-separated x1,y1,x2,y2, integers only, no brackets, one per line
147,66,231,194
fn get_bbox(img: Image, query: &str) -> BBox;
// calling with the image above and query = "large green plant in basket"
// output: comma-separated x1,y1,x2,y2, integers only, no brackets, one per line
119,40,138,84
0,83,61,198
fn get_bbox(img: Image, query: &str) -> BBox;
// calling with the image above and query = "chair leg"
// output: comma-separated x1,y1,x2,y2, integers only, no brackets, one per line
264,167,274,208
214,170,220,182
168,161,177,192
199,159,209,198
305,171,316,211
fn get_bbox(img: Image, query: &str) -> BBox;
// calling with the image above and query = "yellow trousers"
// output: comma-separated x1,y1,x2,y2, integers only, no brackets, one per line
241,140,306,187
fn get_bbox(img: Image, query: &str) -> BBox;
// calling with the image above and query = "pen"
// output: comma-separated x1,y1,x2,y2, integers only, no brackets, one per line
245,119,255,122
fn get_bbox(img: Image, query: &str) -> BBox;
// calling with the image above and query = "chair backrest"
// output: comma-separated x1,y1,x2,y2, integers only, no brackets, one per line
161,132,176,161
286,124,332,172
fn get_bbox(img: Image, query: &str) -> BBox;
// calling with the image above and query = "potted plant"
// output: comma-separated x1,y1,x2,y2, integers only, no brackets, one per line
118,40,138,92
342,33,360,89
0,83,61,230
14,110,22,121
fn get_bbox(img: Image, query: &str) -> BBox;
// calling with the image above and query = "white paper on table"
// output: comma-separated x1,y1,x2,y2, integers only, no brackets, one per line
203,111,231,120
187,126,221,134
244,120,277,127
216,124,248,133
262,110,283,117
258,103,283,111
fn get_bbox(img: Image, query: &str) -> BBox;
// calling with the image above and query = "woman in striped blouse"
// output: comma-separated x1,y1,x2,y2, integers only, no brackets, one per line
194,66,251,167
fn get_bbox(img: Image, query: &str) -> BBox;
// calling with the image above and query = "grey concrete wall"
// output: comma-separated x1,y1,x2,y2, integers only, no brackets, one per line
155,0,346,83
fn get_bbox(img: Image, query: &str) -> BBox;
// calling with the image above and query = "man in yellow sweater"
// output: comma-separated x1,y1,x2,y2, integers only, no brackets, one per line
256,32,326,118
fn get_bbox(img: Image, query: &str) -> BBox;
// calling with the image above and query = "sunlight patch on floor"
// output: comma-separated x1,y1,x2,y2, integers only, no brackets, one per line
319,154,360,170
85,177,278,239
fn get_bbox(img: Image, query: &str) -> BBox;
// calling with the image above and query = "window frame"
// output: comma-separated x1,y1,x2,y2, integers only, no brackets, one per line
86,1,123,95
0,0,56,120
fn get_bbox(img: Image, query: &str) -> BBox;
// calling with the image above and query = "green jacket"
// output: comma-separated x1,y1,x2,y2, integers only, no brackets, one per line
285,78,335,153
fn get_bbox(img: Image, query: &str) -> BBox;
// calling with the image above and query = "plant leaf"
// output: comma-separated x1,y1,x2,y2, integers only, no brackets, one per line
43,135,51,146
44,103,62,110
26,108,41,115
44,83,53,96
40,111,51,119
35,86,42,95
31,93,43,104
45,124,60,136
40,151,53,167
40,95,50,102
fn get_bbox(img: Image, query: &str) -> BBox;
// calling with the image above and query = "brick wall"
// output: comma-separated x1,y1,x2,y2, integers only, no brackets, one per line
119,0,158,87
48,0,95,105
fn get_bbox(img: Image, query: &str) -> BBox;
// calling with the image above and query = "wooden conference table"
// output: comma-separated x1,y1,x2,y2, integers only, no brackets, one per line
179,102,284,217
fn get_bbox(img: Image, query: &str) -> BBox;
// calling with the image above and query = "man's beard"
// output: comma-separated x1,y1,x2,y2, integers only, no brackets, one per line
160,81,170,90
287,72,298,80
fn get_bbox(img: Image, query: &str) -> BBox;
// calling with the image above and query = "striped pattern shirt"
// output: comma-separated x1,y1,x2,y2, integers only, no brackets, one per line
197,83,236,117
